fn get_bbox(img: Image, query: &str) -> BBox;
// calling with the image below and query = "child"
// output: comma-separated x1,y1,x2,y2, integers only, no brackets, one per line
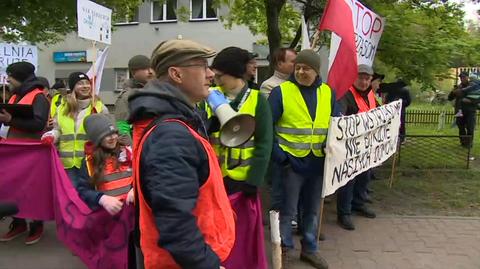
76,114,133,215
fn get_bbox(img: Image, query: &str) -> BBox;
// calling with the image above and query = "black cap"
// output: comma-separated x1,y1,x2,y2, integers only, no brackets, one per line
52,80,66,90
211,47,250,79
6,62,35,82
37,76,50,89
68,72,90,90
459,71,469,78
372,73,385,81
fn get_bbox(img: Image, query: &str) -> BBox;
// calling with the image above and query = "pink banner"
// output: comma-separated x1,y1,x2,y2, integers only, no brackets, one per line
222,192,268,269
0,140,134,269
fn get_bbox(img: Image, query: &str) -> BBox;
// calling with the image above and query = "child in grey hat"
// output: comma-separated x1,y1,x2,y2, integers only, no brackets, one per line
74,113,134,215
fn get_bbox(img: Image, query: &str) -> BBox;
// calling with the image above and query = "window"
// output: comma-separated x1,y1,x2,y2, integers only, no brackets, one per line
114,7,139,25
190,0,217,20
152,0,177,22
115,69,129,90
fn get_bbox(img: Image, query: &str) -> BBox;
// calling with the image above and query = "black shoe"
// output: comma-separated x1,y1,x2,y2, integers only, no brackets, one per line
337,215,355,230
353,206,376,218
300,251,329,269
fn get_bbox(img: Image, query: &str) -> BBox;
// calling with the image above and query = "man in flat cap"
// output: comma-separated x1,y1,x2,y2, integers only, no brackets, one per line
128,40,234,269
114,55,154,146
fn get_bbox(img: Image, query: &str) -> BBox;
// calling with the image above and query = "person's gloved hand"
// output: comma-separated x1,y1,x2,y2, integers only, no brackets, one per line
99,195,124,215
240,183,257,197
40,133,55,145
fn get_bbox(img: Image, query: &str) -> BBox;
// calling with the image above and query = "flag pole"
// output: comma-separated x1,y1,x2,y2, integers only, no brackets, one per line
91,41,97,108
2,78,6,103
311,30,320,49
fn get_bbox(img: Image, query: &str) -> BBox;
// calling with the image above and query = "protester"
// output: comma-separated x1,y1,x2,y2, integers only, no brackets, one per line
50,80,68,118
371,72,385,103
37,76,50,98
0,62,50,245
128,39,234,269
260,48,297,98
448,72,478,149
379,79,411,143
269,49,337,269
41,72,109,187
114,55,154,145
245,52,259,89
207,46,272,269
336,64,378,231
75,114,133,214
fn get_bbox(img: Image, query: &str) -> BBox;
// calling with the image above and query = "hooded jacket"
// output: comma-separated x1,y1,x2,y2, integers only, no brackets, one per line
7,75,49,139
128,80,219,269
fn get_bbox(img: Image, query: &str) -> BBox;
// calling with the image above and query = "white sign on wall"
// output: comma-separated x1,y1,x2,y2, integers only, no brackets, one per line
77,0,112,44
0,43,38,83
322,100,402,197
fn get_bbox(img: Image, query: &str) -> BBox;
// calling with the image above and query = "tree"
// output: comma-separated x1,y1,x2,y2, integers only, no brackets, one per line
0,0,141,44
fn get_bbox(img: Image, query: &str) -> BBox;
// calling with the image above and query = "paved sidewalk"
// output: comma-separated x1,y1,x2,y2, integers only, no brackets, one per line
1,214,480,269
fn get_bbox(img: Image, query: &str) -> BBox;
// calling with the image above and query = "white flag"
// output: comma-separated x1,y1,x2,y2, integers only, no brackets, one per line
86,47,109,95
301,15,311,50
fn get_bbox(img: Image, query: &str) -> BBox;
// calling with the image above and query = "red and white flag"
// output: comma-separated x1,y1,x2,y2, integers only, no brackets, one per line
86,46,109,95
319,0,357,100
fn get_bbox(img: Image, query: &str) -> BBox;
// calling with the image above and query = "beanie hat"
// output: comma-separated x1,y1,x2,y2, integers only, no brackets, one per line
6,62,35,82
68,72,90,90
128,55,151,72
84,114,118,146
295,49,321,75
51,80,66,90
211,47,250,79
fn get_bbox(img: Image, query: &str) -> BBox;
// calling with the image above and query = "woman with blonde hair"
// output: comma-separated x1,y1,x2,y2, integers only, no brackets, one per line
42,72,109,185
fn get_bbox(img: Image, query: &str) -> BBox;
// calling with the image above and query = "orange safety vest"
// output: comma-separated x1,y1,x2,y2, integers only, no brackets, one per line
349,86,377,113
85,147,133,200
133,118,235,269
7,88,47,138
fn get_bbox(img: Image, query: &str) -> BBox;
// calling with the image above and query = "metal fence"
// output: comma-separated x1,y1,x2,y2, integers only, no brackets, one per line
382,135,473,170
406,109,480,126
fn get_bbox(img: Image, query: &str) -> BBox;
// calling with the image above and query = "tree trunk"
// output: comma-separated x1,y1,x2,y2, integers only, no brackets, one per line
265,0,286,73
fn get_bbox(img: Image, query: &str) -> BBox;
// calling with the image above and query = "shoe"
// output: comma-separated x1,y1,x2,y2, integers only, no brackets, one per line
0,219,27,242
337,215,355,230
318,233,326,241
469,156,475,161
300,251,329,269
25,222,43,245
353,206,376,218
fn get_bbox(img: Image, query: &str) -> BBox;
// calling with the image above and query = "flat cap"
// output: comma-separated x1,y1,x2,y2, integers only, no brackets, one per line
151,39,216,76
358,64,374,75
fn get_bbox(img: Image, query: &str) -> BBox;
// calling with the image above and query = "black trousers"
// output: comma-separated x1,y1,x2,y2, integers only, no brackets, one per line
457,109,476,147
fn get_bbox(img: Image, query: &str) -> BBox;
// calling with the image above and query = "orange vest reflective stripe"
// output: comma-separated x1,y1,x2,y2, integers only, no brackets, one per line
7,88,47,138
86,149,133,200
349,87,377,113
133,118,235,269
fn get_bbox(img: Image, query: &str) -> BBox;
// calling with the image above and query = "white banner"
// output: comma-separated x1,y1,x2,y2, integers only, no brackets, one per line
328,0,385,69
77,0,112,44
322,100,402,197
0,43,38,83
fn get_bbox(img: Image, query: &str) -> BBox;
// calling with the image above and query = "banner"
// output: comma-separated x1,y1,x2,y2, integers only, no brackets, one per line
329,0,385,68
0,43,38,82
77,0,112,44
322,100,402,197
0,141,133,269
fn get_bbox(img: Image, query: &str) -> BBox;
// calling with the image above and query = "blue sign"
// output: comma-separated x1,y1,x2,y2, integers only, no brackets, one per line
53,51,87,63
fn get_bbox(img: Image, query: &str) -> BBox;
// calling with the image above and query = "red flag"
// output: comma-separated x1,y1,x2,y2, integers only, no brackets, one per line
319,0,357,100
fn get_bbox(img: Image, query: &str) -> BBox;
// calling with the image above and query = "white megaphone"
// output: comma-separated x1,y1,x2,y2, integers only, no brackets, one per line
207,89,255,148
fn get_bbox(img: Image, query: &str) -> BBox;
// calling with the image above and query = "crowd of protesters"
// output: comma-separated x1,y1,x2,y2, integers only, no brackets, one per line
0,38,470,269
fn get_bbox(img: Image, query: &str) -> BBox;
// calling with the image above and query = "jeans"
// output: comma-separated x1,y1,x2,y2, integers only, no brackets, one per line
280,164,323,253
336,170,371,216
65,167,81,188
270,162,283,210
457,108,476,148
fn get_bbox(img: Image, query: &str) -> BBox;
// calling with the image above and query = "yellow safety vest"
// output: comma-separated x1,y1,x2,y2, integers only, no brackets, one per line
57,101,104,168
206,87,259,181
276,81,332,157
50,94,64,118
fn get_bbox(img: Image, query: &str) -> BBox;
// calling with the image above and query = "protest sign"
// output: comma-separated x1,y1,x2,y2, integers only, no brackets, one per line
0,43,38,82
77,0,112,44
328,0,385,69
322,100,402,197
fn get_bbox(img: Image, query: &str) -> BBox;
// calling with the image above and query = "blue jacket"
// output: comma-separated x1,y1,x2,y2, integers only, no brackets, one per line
268,76,341,177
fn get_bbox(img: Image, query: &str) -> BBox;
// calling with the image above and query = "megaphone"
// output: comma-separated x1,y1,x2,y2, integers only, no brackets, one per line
207,89,255,148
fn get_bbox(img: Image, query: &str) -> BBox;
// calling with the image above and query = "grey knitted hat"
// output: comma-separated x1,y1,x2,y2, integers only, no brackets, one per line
295,49,321,75
84,114,118,146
